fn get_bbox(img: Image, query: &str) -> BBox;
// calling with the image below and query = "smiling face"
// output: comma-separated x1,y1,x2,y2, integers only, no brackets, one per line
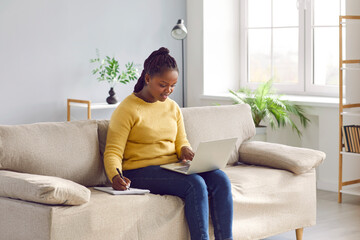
145,70,178,102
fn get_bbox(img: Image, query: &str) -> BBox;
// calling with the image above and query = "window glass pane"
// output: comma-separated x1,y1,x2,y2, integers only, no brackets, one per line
314,0,340,26
313,27,339,86
248,29,271,82
273,0,299,27
248,0,271,28
248,29,271,83
273,28,299,84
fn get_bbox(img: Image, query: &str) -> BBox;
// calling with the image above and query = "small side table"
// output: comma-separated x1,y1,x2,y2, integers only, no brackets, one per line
67,99,120,121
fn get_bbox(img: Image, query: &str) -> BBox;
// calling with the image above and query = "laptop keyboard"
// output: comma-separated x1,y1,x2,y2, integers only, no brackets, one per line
175,165,190,172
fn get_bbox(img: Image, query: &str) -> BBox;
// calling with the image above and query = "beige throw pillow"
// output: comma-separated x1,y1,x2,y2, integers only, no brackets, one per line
96,119,110,161
96,120,112,184
181,104,256,165
238,141,326,174
0,120,107,187
0,170,90,205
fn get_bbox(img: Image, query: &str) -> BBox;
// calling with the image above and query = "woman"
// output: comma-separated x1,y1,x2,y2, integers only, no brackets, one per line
104,47,233,240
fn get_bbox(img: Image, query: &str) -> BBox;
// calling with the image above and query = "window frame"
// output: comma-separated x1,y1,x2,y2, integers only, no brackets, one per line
240,0,340,97
305,0,340,96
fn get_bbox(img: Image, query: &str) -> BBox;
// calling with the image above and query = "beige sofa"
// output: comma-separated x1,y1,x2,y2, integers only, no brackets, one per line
0,104,325,240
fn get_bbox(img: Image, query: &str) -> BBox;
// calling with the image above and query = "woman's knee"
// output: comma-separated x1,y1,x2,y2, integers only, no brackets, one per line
185,174,208,197
217,170,231,188
205,170,232,192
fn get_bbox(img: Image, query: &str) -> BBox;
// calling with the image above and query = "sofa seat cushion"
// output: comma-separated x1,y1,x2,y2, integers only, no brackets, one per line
0,188,191,240
0,120,107,186
223,164,316,240
181,104,256,165
238,141,326,174
0,196,54,240
0,165,317,240
0,170,90,205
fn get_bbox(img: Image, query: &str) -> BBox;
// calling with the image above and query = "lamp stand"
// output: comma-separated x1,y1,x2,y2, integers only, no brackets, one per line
181,39,185,107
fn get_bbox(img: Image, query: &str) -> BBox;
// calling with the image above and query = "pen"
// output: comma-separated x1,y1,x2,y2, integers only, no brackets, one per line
116,168,130,190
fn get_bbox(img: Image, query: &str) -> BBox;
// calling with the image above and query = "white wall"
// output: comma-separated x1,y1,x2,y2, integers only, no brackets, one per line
186,0,360,192
0,0,186,124
203,0,240,95
187,0,240,101
186,0,204,108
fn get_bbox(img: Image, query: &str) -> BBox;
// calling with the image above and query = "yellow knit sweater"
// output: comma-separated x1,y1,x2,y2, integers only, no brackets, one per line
104,93,191,182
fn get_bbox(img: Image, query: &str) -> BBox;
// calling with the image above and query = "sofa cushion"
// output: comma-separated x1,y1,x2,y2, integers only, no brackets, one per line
0,165,317,240
181,104,256,165
0,120,107,186
97,119,110,161
223,164,316,239
238,141,326,174
96,120,111,184
0,170,90,205
0,188,191,240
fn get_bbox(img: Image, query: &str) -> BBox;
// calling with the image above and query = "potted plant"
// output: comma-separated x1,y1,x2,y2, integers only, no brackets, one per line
229,80,310,139
90,49,139,104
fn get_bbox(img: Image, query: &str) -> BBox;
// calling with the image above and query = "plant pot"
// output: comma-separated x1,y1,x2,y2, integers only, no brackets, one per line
106,87,118,104
252,126,267,141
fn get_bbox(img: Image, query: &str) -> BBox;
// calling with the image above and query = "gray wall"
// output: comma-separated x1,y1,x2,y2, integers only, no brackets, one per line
0,0,186,124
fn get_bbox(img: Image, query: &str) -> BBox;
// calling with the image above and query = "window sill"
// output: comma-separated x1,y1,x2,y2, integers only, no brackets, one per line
201,93,339,108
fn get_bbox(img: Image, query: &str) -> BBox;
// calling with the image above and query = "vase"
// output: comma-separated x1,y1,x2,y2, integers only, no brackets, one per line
251,126,267,142
106,87,118,104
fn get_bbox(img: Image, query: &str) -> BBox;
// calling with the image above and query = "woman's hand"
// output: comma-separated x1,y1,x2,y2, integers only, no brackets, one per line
180,146,195,161
112,175,131,191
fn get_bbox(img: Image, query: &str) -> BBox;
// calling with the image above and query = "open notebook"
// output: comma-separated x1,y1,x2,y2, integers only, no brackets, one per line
94,187,150,195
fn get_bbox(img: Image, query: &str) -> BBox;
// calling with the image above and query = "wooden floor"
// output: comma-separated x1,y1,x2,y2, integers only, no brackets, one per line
263,189,360,240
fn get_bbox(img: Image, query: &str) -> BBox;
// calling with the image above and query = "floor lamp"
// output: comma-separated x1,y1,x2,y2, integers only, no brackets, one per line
171,19,187,107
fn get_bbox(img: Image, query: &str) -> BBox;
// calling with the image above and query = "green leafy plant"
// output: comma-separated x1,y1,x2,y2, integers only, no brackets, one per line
229,80,310,137
90,49,139,87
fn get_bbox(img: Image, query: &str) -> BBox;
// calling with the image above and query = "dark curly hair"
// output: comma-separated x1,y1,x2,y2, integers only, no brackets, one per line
133,47,178,93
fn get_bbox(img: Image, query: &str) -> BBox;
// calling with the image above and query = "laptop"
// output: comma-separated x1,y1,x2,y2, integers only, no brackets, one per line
160,138,237,175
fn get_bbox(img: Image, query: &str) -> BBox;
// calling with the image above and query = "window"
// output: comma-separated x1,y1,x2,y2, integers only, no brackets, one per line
241,0,345,96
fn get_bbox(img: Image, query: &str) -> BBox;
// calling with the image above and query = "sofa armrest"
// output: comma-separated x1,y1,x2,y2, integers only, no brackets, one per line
238,141,326,174
0,170,90,205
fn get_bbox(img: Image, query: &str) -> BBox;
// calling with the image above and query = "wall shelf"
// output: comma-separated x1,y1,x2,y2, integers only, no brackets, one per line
342,59,360,64
340,151,360,156
341,112,360,117
338,15,360,203
67,99,120,121
340,184,360,196
340,67,360,71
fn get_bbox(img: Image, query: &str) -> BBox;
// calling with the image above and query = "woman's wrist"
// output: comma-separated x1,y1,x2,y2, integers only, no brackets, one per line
112,174,119,182
181,145,192,151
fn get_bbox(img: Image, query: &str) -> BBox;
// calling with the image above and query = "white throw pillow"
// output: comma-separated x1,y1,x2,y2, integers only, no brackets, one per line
0,170,91,205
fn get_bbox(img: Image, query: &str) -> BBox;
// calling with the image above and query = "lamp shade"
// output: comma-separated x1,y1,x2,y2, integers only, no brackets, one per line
171,19,187,40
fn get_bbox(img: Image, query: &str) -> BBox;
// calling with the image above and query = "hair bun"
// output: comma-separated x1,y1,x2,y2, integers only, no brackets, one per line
156,47,170,55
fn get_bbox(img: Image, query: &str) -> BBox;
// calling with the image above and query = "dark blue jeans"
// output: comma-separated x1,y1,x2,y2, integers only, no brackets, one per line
123,165,233,240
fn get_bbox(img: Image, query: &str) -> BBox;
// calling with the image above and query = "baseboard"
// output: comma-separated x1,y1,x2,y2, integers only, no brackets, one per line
316,179,338,192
